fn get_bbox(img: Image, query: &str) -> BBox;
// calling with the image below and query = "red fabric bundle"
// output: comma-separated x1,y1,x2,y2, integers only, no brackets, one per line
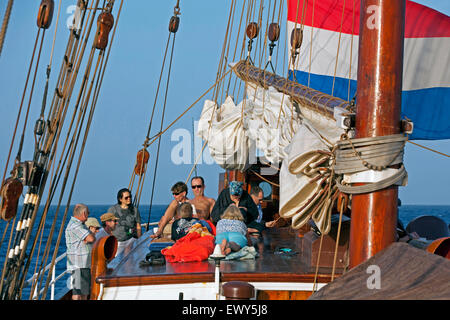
161,230,214,263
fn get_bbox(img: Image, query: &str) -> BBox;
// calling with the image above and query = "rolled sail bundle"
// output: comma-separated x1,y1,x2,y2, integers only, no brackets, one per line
244,83,300,164
226,60,348,234
197,96,251,171
197,82,300,170
230,60,351,120
279,119,344,235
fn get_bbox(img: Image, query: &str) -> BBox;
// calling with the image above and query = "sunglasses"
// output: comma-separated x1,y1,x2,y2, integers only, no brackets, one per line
191,185,203,189
123,195,132,200
172,192,181,196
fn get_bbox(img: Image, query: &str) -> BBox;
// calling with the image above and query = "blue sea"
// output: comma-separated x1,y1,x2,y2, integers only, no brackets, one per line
0,204,449,299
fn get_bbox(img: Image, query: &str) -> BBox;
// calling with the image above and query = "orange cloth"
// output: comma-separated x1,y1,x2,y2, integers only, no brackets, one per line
161,224,214,263
202,219,216,236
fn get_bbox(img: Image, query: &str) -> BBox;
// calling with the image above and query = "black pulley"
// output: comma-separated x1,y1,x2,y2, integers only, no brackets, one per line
34,119,45,136
169,16,180,33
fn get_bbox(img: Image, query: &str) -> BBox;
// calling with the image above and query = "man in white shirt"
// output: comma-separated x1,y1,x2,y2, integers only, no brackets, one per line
65,204,95,300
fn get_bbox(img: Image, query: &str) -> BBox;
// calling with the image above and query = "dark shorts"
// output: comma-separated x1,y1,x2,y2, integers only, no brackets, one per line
72,268,91,296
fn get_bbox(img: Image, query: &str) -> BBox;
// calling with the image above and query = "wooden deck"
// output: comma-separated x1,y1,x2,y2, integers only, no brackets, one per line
96,226,341,289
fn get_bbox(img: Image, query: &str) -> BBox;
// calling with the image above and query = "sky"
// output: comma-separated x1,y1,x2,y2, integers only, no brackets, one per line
0,0,449,207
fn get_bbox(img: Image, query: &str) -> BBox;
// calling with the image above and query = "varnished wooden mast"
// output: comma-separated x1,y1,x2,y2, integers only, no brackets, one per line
349,0,406,267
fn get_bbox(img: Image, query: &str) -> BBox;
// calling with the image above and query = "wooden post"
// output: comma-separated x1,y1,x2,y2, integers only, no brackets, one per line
349,0,405,268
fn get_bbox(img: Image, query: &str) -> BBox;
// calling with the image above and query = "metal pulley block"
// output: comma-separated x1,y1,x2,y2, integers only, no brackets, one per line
334,107,356,130
401,119,414,135
34,118,45,136
37,0,54,29
12,161,44,188
94,11,114,50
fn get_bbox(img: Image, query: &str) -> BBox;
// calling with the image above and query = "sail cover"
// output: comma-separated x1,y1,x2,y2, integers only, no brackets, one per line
288,0,450,140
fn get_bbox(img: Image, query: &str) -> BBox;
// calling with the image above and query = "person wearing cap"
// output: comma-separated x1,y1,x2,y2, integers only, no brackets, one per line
85,217,101,234
210,181,259,231
96,212,119,240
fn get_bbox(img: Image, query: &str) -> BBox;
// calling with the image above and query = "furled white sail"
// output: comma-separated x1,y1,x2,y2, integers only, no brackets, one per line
198,81,346,234
197,82,300,170
279,118,343,233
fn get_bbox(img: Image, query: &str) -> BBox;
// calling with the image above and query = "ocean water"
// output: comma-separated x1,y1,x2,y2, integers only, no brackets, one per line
0,204,167,300
0,204,449,299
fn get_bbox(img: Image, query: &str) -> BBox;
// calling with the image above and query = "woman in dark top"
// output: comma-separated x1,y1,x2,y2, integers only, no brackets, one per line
210,181,262,232
108,188,142,256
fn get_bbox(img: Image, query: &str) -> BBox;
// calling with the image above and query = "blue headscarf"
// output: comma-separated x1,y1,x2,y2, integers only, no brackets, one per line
229,181,243,196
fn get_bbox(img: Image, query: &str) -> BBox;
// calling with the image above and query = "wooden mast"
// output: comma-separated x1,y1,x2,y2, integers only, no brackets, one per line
349,0,406,267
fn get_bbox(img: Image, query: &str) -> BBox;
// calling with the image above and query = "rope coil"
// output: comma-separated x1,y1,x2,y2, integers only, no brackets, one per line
333,134,408,194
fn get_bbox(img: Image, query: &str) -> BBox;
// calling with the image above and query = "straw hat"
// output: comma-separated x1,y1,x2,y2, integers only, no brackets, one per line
85,217,101,228
100,212,119,223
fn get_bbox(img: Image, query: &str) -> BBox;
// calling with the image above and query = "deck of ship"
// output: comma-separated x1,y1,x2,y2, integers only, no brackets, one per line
96,226,341,293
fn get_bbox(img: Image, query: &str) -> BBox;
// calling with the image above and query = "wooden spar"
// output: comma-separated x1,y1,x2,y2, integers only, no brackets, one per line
349,0,405,268
230,60,350,119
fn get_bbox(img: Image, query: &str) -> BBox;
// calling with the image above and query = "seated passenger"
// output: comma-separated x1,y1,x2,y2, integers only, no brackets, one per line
85,217,101,235
249,185,287,230
171,203,199,241
96,212,119,241
215,205,248,255
189,176,215,220
151,181,197,239
210,181,260,232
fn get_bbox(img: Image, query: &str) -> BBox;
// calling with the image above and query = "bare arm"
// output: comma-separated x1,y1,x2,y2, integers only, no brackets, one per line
136,223,142,238
208,198,216,214
83,232,95,243
151,200,177,238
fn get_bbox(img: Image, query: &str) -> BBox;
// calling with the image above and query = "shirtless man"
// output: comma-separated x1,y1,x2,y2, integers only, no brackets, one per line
151,181,191,238
189,176,215,220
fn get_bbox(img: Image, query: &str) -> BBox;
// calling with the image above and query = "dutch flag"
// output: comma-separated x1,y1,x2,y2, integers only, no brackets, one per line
287,0,450,140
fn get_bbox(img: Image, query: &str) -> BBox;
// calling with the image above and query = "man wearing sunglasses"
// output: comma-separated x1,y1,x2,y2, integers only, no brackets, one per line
151,182,193,239
189,176,215,221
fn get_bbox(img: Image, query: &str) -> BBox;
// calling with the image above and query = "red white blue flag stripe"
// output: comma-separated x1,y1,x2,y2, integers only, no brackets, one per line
287,0,450,140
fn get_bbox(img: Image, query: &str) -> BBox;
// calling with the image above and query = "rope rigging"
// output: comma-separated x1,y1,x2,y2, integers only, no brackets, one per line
0,0,447,301
121,1,182,230
0,0,14,58
0,0,121,300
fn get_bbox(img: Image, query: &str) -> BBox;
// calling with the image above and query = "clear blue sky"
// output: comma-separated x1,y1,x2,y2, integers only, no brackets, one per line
0,0,449,206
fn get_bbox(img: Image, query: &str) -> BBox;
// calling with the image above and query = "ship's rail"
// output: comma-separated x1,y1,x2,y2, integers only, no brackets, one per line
23,222,158,300
24,252,68,300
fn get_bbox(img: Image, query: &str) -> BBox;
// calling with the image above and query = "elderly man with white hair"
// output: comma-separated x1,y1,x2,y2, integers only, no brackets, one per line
65,203,95,300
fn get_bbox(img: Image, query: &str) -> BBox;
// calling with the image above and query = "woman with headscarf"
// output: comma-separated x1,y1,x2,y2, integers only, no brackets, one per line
210,181,262,233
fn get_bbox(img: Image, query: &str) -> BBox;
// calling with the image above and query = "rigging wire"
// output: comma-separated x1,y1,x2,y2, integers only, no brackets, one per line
0,0,121,300
145,24,179,230
37,0,122,300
